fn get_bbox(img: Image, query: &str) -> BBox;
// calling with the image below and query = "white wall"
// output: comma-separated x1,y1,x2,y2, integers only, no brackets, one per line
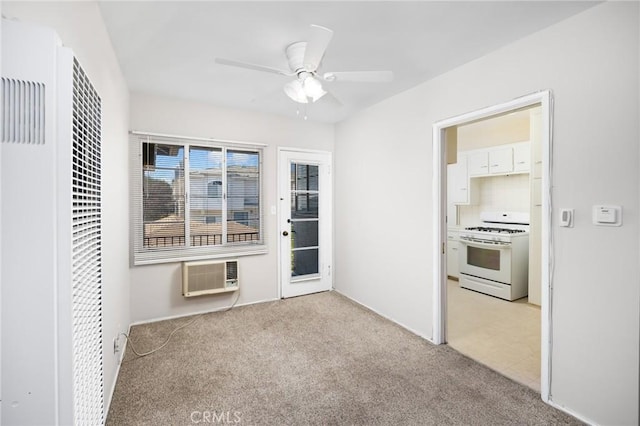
129,93,334,323
334,3,639,425
457,110,530,151
458,174,530,226
2,1,131,419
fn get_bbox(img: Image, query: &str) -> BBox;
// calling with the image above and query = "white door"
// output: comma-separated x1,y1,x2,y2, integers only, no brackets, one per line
279,149,332,298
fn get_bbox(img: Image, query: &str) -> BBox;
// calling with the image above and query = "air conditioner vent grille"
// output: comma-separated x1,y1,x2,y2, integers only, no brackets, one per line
1,77,45,144
183,260,239,297
226,261,238,280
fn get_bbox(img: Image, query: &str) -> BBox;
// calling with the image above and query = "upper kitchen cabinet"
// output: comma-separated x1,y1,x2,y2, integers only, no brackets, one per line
463,142,530,178
489,146,513,174
468,151,489,176
513,141,531,173
448,153,479,205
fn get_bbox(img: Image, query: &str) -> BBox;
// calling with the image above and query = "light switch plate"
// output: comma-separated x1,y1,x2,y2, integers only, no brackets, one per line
592,205,622,226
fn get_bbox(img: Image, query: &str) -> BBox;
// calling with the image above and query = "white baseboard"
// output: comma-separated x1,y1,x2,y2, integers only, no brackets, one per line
332,289,434,343
546,399,597,426
104,328,128,422
129,297,280,327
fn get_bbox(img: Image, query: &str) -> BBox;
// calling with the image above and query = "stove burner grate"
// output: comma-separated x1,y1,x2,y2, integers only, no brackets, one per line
464,226,525,234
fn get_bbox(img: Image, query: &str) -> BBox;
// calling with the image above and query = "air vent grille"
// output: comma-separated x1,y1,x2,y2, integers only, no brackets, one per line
227,261,238,281
70,58,104,426
1,77,45,144
183,260,240,297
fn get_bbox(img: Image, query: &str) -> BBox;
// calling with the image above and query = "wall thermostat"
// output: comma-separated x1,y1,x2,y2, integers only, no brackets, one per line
592,205,622,226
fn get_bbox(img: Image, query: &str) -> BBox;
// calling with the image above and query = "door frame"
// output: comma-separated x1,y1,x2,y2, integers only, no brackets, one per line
431,91,553,402
277,147,333,299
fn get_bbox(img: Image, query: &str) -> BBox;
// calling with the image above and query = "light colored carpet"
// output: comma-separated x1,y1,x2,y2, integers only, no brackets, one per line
107,291,580,425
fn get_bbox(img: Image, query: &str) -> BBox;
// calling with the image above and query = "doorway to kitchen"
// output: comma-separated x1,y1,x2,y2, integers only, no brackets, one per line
432,91,552,402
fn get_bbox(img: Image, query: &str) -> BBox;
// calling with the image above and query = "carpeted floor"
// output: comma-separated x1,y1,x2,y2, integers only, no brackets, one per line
107,291,580,425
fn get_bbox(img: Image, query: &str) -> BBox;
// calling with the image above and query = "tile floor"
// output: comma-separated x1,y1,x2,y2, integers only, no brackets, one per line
446,279,541,391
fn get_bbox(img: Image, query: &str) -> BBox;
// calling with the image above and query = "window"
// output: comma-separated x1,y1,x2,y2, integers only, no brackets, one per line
132,133,265,264
208,180,222,198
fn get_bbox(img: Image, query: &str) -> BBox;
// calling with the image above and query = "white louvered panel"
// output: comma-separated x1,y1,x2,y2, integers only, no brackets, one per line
72,255,100,285
73,225,101,240
1,77,46,144
73,209,101,219
72,239,101,258
73,262,100,286
71,58,103,426
72,218,101,231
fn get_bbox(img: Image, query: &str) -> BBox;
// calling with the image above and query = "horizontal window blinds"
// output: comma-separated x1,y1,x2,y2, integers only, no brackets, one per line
130,133,266,265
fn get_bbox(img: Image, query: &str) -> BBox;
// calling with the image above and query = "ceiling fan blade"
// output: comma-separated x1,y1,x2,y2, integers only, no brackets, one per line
323,71,394,83
322,89,343,107
303,25,334,71
215,57,294,76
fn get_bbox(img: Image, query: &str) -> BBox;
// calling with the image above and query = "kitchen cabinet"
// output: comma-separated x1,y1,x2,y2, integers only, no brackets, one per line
467,151,489,176
447,154,478,205
447,230,460,279
447,161,465,204
513,142,530,173
489,147,513,174
463,142,530,178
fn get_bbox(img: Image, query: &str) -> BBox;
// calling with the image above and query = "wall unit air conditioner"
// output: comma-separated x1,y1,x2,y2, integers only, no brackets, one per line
1,19,103,425
183,260,239,297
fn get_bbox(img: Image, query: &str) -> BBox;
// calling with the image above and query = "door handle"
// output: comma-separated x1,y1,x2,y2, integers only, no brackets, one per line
282,231,289,236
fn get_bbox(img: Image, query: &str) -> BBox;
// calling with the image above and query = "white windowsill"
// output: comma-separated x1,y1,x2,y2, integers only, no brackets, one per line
133,244,268,266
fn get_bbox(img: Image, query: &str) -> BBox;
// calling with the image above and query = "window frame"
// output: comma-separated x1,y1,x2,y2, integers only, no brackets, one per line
130,132,267,265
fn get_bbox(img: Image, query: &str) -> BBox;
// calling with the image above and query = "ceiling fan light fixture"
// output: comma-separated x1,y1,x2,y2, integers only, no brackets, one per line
302,76,326,102
284,80,308,104
216,25,394,112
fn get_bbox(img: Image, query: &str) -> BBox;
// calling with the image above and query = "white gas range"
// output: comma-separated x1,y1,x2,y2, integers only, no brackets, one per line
458,212,529,301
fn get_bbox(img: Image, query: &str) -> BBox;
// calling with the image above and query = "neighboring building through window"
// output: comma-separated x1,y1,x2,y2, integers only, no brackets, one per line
233,211,249,226
208,180,222,198
205,215,221,224
132,134,264,264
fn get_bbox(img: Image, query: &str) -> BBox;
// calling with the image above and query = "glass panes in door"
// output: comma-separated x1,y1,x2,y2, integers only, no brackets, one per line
290,163,320,278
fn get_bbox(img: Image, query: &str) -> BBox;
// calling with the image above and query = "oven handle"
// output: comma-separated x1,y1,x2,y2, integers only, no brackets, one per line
459,238,511,249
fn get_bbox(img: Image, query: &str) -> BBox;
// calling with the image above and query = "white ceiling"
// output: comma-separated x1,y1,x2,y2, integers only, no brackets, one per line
98,1,597,123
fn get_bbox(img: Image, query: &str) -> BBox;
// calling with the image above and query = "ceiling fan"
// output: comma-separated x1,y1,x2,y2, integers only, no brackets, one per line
215,25,394,104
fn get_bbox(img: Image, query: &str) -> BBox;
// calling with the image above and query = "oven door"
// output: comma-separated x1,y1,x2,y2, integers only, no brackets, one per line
459,238,511,284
